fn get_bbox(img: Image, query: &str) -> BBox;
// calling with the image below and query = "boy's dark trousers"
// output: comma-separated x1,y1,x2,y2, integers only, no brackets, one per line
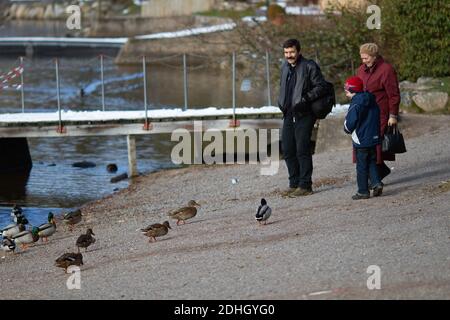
282,112,316,189
355,146,381,195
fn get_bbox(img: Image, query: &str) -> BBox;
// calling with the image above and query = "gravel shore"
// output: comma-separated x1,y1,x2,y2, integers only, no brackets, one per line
1,114,449,299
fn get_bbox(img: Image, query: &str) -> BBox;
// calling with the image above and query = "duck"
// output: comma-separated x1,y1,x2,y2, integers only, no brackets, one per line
141,221,171,242
76,228,96,253
38,212,57,242
1,237,16,256
15,215,29,225
55,252,83,273
255,198,272,225
11,226,39,250
106,163,118,173
2,223,26,238
10,204,23,217
13,213,27,224
63,209,82,231
168,200,201,225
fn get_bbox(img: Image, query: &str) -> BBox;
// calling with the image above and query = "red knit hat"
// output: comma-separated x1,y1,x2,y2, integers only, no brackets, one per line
344,76,364,93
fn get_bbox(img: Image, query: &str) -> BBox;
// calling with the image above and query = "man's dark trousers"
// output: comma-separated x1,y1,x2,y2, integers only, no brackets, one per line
282,112,316,189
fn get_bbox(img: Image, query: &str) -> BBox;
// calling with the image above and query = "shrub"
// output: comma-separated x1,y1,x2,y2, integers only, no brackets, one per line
382,0,450,80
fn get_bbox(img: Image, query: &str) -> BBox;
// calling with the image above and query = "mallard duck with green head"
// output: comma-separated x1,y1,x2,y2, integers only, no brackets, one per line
55,252,83,273
141,221,171,242
76,228,95,253
11,226,39,250
15,215,29,225
10,204,23,217
168,200,201,225
2,222,26,238
12,211,27,224
63,209,82,231
38,212,57,242
255,198,272,225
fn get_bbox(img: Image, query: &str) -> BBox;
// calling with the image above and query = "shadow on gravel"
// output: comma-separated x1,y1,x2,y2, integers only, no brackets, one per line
178,219,208,225
254,220,284,226
386,165,450,187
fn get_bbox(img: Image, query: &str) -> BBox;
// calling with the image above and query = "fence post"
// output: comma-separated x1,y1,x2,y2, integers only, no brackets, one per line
142,55,150,130
351,59,355,75
127,135,138,177
100,54,105,111
183,53,188,111
20,56,25,113
315,49,320,65
55,58,64,133
265,50,272,106
230,51,238,127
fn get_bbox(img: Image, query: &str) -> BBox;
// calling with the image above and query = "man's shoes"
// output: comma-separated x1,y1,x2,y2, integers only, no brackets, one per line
281,187,297,197
352,193,370,200
289,187,313,197
372,184,383,197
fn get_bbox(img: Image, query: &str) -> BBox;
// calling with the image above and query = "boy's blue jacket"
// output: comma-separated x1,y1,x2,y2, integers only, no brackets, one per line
344,92,381,148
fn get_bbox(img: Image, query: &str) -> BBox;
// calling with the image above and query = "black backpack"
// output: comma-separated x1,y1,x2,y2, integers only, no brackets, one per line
310,80,336,119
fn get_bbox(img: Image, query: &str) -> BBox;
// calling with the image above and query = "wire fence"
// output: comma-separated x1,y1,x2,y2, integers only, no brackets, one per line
0,51,354,120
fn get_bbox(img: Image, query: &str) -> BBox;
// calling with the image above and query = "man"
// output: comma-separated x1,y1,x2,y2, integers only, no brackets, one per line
278,39,327,197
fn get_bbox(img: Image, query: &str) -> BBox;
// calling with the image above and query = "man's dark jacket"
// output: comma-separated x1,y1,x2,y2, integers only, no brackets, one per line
278,55,328,117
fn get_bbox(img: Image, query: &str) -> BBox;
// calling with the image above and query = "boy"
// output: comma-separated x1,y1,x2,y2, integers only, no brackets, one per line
343,76,383,200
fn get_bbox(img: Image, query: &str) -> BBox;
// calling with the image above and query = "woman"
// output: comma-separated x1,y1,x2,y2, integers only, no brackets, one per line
357,43,400,183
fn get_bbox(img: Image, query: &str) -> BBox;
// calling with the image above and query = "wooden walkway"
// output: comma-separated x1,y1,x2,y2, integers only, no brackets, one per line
0,109,282,138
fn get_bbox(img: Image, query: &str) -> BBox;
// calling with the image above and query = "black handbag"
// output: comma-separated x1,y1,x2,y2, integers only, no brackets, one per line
382,125,407,153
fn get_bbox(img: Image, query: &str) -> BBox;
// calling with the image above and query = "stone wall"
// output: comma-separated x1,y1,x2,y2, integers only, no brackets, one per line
7,2,78,20
115,28,240,65
315,115,352,154
88,16,195,37
400,77,449,113
88,15,227,37
319,0,370,11
142,0,217,18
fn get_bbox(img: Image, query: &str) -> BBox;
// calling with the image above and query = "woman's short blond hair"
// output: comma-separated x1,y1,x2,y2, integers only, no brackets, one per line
360,43,379,57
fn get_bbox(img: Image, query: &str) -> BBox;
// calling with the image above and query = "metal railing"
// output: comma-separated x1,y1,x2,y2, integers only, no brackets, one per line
1,51,355,128
1,51,278,123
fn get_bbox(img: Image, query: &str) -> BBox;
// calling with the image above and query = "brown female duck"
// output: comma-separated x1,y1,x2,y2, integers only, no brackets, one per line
141,221,171,242
76,228,96,253
55,252,84,273
168,200,201,225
